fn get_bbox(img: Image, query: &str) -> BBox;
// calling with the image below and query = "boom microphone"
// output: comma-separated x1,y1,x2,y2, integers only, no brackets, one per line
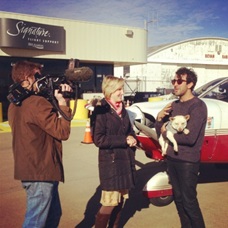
65,67,93,82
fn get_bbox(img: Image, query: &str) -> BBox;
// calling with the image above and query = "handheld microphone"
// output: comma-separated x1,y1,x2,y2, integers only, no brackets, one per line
65,67,93,82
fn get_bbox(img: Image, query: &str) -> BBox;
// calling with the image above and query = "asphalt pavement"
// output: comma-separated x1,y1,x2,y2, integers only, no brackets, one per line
0,124,228,228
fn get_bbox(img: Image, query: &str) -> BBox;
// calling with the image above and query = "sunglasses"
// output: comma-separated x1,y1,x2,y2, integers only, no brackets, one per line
171,79,187,85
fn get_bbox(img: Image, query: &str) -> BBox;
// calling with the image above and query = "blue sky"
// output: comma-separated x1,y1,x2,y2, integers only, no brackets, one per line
0,0,227,46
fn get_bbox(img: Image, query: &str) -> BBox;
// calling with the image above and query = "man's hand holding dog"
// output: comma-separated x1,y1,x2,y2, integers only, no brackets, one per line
161,122,168,134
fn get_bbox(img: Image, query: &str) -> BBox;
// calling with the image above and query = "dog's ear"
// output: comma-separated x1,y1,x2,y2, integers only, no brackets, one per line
185,115,190,121
169,116,175,121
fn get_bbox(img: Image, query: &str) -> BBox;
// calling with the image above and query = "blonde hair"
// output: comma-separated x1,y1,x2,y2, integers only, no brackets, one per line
102,75,124,99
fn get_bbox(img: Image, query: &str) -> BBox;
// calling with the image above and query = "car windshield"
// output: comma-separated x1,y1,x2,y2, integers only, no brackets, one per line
193,78,227,96
197,78,228,102
166,77,228,102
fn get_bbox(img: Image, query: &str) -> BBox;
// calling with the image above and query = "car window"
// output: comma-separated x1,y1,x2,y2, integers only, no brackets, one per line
193,78,226,96
165,78,228,101
201,80,228,102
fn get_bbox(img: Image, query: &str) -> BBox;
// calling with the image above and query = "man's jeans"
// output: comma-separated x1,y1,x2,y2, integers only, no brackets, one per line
167,160,205,228
22,181,62,228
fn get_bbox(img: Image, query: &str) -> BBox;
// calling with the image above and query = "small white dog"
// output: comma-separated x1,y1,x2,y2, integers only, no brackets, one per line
159,115,190,156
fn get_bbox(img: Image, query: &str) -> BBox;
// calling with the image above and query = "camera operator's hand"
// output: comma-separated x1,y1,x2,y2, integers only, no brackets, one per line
54,84,72,106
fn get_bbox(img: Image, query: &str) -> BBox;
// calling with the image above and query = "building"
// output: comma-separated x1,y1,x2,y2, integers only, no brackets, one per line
0,11,147,120
115,37,228,95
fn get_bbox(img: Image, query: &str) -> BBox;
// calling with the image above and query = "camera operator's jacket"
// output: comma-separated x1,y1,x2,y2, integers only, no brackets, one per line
8,95,71,182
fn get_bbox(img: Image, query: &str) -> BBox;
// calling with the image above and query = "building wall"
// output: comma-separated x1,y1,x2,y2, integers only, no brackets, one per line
115,37,228,93
0,11,148,120
0,11,147,65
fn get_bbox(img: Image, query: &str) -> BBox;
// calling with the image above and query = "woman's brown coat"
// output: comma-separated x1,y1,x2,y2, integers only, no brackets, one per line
91,99,136,191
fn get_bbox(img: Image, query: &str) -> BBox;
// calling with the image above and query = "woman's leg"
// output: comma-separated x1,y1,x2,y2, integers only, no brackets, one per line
95,206,115,228
108,201,123,228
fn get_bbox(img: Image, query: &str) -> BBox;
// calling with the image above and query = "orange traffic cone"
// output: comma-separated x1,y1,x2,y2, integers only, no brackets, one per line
81,120,93,144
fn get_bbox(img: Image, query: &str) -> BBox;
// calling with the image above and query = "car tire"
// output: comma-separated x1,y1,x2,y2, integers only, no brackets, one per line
149,195,173,207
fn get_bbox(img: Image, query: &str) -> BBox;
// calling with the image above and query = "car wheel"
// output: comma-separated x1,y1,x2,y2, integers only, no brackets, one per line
149,195,173,207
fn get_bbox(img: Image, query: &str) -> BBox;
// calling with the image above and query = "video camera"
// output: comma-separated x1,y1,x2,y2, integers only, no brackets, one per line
7,59,93,106
35,74,75,100
36,65,93,100
7,83,32,106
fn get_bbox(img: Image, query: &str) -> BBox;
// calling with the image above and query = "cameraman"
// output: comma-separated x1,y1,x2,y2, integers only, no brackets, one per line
8,60,72,228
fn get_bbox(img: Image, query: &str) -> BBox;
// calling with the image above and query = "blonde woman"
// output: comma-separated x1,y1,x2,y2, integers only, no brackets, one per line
91,75,137,228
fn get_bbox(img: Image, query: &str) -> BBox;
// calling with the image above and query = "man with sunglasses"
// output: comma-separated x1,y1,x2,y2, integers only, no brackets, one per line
155,67,207,228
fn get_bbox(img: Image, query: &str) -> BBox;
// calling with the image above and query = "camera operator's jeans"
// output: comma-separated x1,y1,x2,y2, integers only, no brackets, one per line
167,160,205,228
22,181,62,228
